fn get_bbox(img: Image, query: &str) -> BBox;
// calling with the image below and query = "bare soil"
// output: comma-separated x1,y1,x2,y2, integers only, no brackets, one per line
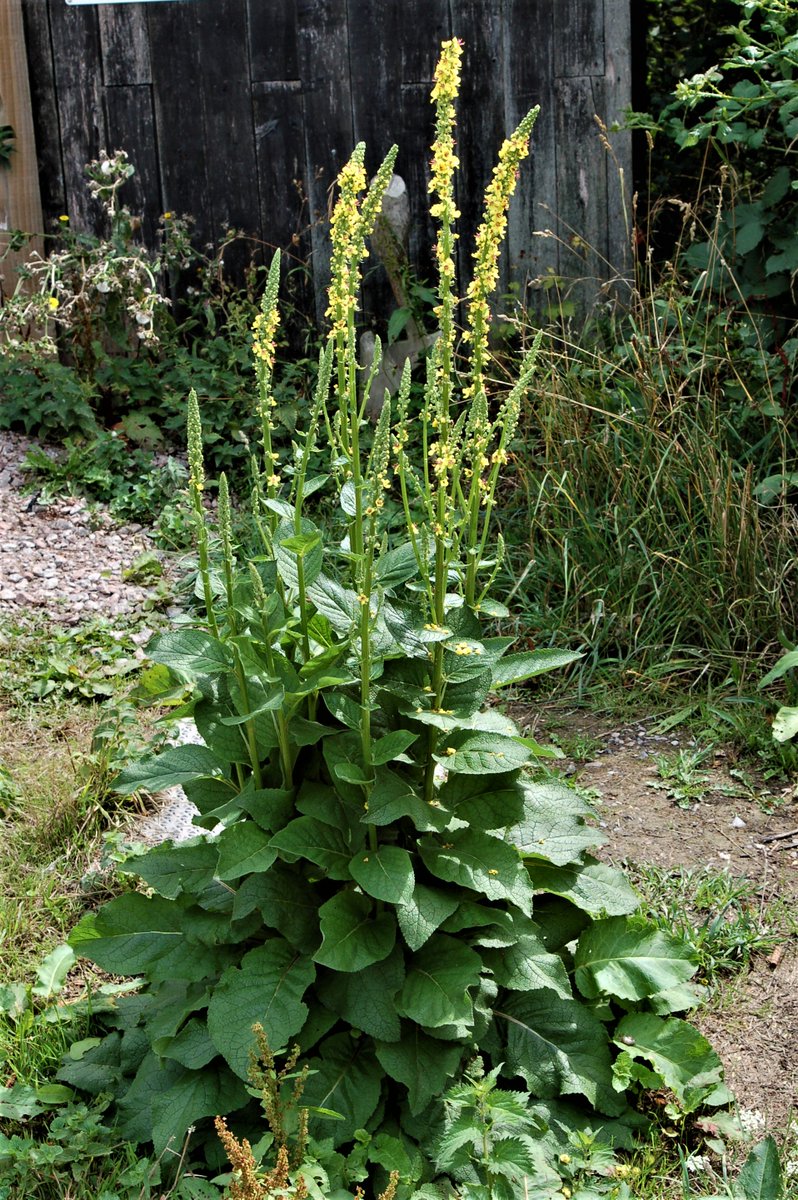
519,703,798,1135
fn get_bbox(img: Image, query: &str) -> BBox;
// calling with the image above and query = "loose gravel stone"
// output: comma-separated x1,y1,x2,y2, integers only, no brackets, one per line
0,430,164,625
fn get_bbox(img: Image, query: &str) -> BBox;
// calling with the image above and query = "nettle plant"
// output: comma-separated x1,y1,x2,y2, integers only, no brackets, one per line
65,42,727,1191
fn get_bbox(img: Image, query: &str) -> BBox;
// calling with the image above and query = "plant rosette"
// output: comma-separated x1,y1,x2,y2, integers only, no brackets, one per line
62,40,728,1187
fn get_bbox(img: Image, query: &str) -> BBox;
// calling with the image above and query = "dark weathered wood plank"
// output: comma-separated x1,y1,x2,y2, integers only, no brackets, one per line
47,0,105,232
554,0,604,79
104,84,159,244
505,0,559,308
19,0,65,224
297,0,355,324
554,75,608,320
449,0,505,296
252,80,307,256
248,0,299,82
194,0,260,279
604,0,634,289
98,4,151,87
147,0,212,246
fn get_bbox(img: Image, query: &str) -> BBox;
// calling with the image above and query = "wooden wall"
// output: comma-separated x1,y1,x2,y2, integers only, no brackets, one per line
20,0,632,322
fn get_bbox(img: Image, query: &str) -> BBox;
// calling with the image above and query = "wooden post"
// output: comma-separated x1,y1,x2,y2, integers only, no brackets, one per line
0,0,44,297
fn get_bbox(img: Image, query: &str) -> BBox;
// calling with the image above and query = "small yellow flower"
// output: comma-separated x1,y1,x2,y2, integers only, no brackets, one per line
58,214,69,223
488,869,499,876
162,211,173,220
445,747,456,756
266,473,280,487
48,296,59,311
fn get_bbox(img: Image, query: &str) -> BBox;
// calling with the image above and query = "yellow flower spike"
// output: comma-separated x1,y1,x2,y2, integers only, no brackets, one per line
466,105,539,398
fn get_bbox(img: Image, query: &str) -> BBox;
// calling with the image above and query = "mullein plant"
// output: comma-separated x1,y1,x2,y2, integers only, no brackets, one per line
65,40,722,1187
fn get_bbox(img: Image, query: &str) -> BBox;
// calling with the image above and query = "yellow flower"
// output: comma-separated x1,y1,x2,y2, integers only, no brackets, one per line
58,214,69,223
162,211,173,220
48,296,59,311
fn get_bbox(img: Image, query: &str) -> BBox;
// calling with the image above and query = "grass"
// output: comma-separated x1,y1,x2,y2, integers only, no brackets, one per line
631,864,795,988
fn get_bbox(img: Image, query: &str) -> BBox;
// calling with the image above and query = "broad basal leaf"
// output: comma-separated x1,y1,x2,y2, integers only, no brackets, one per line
365,766,450,832
307,574,360,632
303,1033,382,1146
349,845,414,904
69,894,186,975
318,946,405,1042
397,934,481,1029
435,731,531,775
486,933,572,1000
122,839,219,899
314,890,396,972
233,861,320,953
216,823,278,881
574,917,697,1003
491,649,582,688
498,990,623,1115
505,779,604,865
207,940,315,1078
397,883,460,951
528,858,639,916
376,542,421,589
115,744,231,794
151,1058,249,1155
274,517,323,590
270,815,357,880
419,830,535,915
149,630,233,678
157,1018,217,1069
611,1014,726,1107
375,1026,464,1114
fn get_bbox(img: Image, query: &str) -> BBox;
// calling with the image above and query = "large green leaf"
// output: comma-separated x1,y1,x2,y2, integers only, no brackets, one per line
123,839,219,900
117,1051,248,1154
375,543,420,589
397,934,481,1029
157,1018,217,1069
397,884,460,951
438,772,526,829
270,815,357,880
274,517,324,590
318,946,405,1042
611,1014,725,1107
349,846,415,904
115,745,231,794
216,823,278,881
574,917,697,1003
314,891,396,972
486,933,572,999
736,1136,784,1200
207,940,315,1079
149,630,233,678
365,767,450,832
419,830,535,915
302,1034,382,1146
528,858,639,916
69,894,187,975
491,649,582,688
307,574,360,632
435,731,531,775
498,991,622,1115
375,1027,464,1114
505,780,604,865
232,862,320,953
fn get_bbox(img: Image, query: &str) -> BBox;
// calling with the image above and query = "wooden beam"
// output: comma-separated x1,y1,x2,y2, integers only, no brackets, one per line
0,0,44,295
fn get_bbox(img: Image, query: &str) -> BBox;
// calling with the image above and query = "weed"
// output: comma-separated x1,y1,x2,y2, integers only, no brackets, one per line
648,745,715,808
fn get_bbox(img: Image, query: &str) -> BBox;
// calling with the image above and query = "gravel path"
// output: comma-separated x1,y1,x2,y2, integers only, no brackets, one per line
0,430,160,624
